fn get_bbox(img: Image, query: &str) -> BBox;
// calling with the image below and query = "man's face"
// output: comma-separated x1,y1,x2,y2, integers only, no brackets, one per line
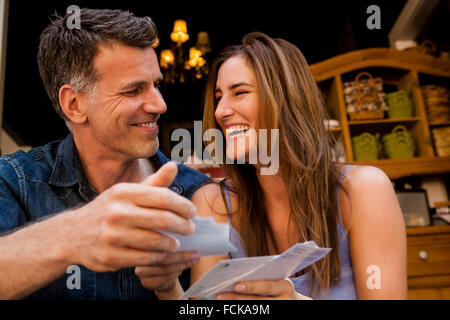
80,43,167,160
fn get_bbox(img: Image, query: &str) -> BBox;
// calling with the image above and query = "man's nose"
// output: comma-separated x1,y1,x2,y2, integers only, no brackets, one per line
142,87,167,114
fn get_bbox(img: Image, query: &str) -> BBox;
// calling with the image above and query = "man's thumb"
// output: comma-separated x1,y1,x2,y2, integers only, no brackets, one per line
141,161,178,188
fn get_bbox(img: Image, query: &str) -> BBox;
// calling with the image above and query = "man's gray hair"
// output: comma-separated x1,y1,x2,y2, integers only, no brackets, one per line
37,8,159,122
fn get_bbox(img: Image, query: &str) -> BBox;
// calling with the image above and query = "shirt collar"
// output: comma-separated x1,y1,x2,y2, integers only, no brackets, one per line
49,133,80,188
49,134,183,196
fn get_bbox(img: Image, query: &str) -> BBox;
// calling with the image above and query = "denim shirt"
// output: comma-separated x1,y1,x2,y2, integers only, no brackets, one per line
0,134,210,300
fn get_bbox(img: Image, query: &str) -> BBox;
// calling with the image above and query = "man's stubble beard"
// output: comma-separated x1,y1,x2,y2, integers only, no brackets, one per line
86,114,160,160
113,132,160,159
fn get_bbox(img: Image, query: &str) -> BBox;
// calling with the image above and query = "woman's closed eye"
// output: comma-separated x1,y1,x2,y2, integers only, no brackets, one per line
235,91,248,96
214,90,248,103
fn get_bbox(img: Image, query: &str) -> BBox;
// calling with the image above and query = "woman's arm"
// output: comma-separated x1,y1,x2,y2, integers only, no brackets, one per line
191,183,311,300
190,183,232,287
341,165,408,299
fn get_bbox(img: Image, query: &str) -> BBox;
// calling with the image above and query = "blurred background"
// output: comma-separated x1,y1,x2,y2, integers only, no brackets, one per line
0,0,421,146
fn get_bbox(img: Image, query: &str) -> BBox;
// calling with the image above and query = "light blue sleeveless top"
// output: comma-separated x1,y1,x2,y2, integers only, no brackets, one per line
224,164,358,300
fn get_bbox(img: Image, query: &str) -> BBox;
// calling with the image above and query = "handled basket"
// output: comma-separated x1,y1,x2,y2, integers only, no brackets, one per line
352,132,381,161
386,89,414,118
421,84,450,123
382,125,416,159
344,72,387,120
406,40,437,57
431,126,450,157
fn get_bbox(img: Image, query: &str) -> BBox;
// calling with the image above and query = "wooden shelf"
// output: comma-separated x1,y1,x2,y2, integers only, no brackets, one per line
327,127,342,132
352,156,450,179
407,225,450,236
429,121,450,127
310,48,450,82
435,201,450,207
310,48,450,179
348,117,420,125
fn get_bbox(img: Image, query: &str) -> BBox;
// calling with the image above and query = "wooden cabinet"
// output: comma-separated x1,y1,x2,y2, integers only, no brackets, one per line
309,48,450,180
309,49,450,299
407,225,450,300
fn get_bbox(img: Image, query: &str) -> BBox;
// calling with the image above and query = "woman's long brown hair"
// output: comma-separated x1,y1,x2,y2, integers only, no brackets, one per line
203,32,348,297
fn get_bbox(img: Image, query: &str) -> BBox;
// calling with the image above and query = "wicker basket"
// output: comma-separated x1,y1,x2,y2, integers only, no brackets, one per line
344,72,387,121
421,85,450,123
406,40,437,57
348,109,384,121
432,126,450,157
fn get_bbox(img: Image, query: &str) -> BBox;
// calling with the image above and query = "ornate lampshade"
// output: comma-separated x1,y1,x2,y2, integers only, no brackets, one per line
170,19,189,44
196,31,211,55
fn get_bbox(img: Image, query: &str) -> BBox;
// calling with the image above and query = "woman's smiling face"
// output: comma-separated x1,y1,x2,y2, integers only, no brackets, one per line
214,55,259,161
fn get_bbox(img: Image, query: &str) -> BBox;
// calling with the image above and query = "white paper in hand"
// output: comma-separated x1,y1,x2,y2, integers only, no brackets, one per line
158,217,237,256
180,241,331,300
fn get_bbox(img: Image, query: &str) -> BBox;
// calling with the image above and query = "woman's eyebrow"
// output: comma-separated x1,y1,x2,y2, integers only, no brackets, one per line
229,82,253,90
215,82,253,93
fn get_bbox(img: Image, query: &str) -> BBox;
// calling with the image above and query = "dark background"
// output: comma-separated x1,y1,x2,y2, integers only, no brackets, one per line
2,0,449,148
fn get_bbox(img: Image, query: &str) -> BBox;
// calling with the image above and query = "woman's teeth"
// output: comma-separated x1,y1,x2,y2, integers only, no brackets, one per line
137,122,156,128
226,125,250,138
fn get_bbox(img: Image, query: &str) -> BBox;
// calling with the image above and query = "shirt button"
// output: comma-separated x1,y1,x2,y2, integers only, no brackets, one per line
170,185,182,194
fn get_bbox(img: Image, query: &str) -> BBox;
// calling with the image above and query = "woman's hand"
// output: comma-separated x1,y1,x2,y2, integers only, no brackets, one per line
216,279,312,300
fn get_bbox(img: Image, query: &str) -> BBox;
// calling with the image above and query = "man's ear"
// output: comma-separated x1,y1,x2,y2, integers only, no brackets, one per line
59,84,87,124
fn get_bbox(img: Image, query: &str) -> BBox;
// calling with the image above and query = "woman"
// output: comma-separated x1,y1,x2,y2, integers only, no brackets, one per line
189,32,407,300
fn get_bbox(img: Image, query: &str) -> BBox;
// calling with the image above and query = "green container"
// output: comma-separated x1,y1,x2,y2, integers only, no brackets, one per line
382,125,415,159
352,132,381,161
386,90,414,118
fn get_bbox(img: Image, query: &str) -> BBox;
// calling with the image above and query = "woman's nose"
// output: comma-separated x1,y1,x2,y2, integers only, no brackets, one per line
215,98,234,121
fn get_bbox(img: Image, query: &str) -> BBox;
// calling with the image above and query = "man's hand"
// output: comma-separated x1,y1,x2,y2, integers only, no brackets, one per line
135,250,200,299
134,161,200,298
66,161,199,275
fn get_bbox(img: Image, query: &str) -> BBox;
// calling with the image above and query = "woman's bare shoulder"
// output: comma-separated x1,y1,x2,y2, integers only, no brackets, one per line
190,179,239,224
342,164,391,189
336,164,394,229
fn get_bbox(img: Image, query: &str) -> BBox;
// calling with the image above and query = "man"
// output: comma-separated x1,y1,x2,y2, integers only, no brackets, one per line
0,8,211,299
